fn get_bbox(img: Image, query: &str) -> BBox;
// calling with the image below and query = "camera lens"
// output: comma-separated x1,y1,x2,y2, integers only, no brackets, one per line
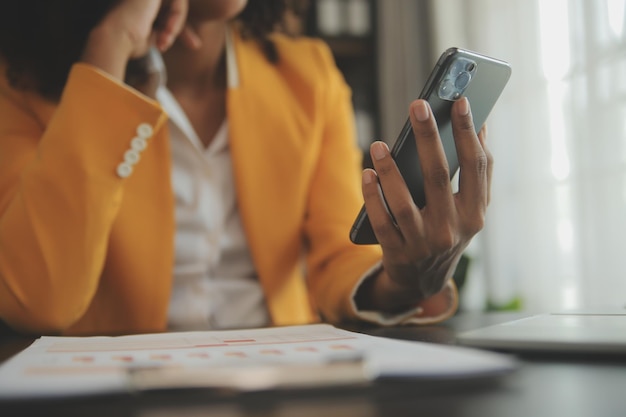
438,80,456,99
451,60,465,75
455,71,471,89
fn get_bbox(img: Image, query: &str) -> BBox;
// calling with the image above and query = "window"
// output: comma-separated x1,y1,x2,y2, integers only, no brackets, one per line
428,0,626,311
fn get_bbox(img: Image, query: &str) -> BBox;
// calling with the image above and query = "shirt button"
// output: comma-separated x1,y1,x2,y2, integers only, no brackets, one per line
124,149,141,165
137,123,154,139
131,137,148,152
116,162,133,178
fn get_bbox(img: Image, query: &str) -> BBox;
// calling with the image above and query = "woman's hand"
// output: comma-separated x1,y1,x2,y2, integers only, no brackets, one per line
82,0,188,80
359,98,492,312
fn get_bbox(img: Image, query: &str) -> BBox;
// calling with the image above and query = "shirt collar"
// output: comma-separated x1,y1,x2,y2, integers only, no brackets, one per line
144,25,239,97
145,27,237,151
225,26,239,89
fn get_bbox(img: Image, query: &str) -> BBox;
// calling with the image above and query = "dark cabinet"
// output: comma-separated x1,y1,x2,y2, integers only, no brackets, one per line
301,0,380,154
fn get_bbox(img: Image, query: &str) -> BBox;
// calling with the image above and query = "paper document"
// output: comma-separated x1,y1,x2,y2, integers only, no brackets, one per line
0,324,516,399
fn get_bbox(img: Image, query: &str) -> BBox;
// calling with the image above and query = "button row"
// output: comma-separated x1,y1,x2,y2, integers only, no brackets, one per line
116,123,154,178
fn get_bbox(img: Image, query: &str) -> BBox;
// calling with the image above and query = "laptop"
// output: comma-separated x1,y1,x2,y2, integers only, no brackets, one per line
456,308,626,354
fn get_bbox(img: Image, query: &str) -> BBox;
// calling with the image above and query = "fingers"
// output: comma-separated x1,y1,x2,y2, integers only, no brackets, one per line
363,99,492,261
361,165,405,251
156,0,189,51
408,100,456,234
451,98,490,231
478,124,493,205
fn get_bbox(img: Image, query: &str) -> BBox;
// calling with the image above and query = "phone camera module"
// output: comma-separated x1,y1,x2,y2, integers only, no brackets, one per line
438,57,477,101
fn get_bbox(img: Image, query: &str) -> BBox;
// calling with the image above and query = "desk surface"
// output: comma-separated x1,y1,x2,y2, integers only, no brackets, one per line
2,312,626,417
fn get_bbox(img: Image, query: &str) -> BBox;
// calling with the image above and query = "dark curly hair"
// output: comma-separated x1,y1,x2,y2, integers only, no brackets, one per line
0,0,287,101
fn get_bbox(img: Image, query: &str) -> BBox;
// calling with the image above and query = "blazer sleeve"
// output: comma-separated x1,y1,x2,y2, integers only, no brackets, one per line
301,41,457,324
0,64,166,334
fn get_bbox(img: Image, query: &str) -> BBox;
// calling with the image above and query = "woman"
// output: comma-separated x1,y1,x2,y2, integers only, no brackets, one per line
0,0,491,335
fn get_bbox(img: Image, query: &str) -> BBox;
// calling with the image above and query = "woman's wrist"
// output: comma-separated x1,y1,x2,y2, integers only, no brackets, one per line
81,23,136,81
354,269,428,314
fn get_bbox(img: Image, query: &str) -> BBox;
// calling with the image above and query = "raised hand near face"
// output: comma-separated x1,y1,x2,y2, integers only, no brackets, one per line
81,0,189,80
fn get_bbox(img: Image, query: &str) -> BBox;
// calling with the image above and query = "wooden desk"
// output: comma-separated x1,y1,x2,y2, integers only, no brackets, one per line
2,312,626,417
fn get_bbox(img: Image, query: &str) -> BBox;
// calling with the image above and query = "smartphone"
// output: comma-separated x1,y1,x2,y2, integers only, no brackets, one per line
349,47,512,244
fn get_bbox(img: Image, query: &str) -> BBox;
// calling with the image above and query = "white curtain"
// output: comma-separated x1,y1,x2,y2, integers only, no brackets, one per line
424,0,626,312
376,0,434,141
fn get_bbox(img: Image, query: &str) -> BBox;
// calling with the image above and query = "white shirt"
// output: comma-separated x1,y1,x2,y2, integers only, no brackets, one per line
146,33,270,331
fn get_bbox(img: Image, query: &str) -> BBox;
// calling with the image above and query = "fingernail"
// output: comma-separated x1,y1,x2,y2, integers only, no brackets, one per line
412,100,430,122
371,141,388,161
363,169,376,184
457,97,470,116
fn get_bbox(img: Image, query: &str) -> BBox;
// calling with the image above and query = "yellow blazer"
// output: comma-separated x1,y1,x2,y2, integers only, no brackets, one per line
0,30,454,335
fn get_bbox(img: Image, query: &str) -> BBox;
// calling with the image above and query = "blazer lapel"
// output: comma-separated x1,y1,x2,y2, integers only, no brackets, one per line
227,30,317,313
